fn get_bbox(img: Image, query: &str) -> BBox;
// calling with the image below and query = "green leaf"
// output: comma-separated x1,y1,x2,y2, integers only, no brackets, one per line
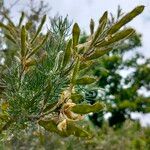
85,47,112,60
39,119,64,135
71,58,80,84
44,81,53,102
62,39,72,68
5,34,16,44
99,11,108,24
71,93,84,103
119,101,136,109
30,15,46,44
18,12,25,27
95,28,135,47
67,121,90,137
27,33,49,59
39,119,90,137
25,21,33,30
53,50,64,72
76,76,96,85
71,102,105,114
108,5,144,34
21,26,26,57
2,13,15,27
91,11,108,46
79,61,94,70
0,22,10,31
90,19,95,35
72,23,80,49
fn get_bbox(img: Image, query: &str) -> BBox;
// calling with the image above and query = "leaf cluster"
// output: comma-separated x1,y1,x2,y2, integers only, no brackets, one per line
0,5,145,137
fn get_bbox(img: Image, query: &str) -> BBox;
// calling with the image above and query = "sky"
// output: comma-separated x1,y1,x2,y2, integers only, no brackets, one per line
4,0,150,125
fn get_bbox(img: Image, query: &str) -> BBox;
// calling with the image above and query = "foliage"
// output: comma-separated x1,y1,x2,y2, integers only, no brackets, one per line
0,1,146,140
83,7,150,127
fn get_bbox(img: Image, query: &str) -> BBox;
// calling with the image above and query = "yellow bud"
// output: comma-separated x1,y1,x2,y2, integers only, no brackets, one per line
57,119,67,131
